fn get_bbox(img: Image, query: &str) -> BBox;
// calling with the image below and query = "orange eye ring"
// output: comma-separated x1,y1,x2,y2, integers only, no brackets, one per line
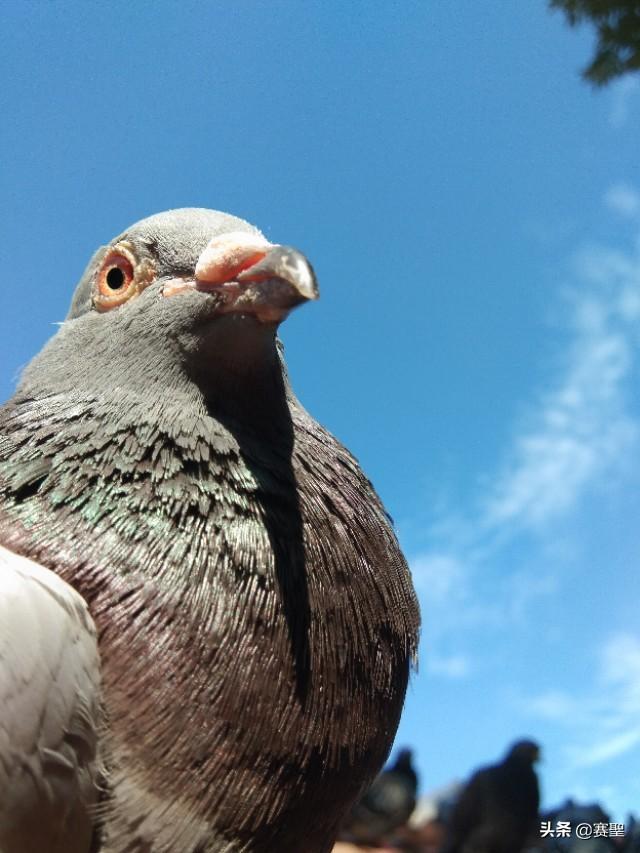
94,242,155,311
99,253,134,294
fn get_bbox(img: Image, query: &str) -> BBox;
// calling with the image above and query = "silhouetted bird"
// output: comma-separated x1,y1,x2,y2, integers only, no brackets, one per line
441,739,540,853
0,209,419,853
545,800,616,852
340,747,419,843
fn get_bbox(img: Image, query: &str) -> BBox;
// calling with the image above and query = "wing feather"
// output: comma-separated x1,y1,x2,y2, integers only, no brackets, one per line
0,544,102,853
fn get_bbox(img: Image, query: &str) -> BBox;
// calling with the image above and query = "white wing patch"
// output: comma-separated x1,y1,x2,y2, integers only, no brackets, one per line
0,544,102,853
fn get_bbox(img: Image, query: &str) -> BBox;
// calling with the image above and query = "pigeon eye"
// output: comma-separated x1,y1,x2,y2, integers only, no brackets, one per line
95,248,139,311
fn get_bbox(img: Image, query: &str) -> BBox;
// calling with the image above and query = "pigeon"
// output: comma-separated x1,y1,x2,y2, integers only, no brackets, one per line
339,747,419,844
440,739,541,853
545,799,615,853
0,208,420,853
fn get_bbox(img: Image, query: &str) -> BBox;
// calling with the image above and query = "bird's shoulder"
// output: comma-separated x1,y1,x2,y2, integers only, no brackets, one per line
0,543,102,853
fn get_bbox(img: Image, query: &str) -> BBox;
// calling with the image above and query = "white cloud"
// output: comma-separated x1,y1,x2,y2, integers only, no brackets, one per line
575,237,640,312
427,653,471,680
406,187,640,703
528,633,640,770
482,328,636,531
411,193,640,575
605,183,640,219
602,633,640,678
528,689,578,722
482,213,640,534
410,552,478,679
574,729,640,768
410,552,471,610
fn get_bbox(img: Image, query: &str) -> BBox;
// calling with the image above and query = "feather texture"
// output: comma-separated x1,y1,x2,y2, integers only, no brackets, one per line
0,544,102,853
0,209,419,852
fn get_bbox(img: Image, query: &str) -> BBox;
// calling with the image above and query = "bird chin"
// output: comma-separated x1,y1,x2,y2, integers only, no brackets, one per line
162,277,305,325
199,277,308,325
181,309,282,391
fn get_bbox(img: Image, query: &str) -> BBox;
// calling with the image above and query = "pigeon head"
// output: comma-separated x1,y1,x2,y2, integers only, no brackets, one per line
393,747,414,769
505,739,541,765
67,208,318,324
18,208,318,415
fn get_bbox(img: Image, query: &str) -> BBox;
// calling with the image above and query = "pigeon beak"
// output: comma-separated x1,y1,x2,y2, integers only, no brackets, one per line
235,246,318,301
193,232,319,324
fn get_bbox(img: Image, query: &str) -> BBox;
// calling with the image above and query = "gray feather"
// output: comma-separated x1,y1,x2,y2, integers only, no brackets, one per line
0,545,102,853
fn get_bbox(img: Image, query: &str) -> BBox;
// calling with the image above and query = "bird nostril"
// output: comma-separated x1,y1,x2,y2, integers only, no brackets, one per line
235,251,268,277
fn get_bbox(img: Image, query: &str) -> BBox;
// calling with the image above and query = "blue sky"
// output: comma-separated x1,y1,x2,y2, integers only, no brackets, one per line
1,0,639,821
